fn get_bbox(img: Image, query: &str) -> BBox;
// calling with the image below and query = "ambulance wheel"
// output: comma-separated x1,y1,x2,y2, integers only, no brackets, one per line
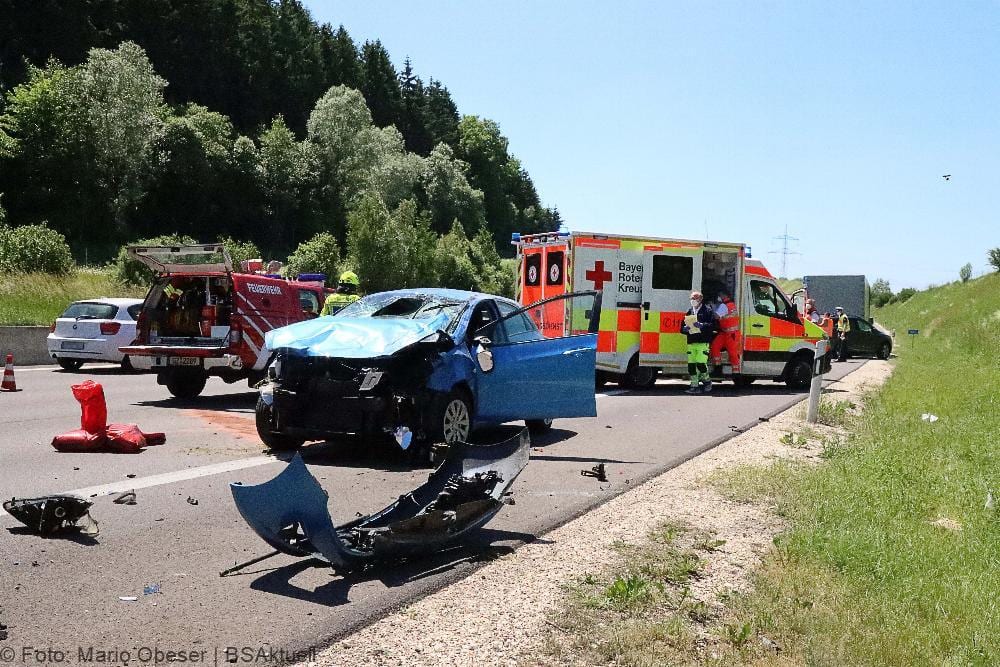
526,418,554,435
733,375,755,388
57,358,84,371
877,342,891,360
255,398,304,450
622,357,657,389
784,356,813,391
165,370,207,399
427,388,473,444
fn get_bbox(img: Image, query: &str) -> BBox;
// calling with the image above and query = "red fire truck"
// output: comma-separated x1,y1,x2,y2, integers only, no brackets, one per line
120,244,329,398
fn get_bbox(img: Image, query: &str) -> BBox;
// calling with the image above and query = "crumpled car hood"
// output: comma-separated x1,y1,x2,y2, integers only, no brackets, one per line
265,313,451,359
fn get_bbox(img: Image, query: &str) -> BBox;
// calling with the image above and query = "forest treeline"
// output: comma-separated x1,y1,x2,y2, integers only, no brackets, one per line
0,0,559,274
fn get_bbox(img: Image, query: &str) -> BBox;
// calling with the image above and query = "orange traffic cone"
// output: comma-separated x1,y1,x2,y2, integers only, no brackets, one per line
1,353,18,392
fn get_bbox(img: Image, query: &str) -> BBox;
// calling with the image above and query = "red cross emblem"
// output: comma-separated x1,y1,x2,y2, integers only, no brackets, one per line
585,261,613,290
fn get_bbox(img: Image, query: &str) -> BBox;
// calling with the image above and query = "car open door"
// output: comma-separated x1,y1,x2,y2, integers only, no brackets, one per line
126,244,233,276
474,292,601,424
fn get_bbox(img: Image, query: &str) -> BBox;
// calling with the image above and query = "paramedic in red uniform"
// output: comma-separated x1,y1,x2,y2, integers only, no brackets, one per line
709,288,741,375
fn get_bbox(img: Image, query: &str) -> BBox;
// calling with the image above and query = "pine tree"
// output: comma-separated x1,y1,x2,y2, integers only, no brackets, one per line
398,57,433,155
359,40,402,129
423,78,460,147
319,24,362,90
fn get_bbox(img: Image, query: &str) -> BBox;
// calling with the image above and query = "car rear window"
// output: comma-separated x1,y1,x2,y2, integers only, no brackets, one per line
126,304,142,320
60,302,118,320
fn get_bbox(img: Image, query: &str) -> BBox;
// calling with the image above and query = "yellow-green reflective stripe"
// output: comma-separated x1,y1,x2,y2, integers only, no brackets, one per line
660,333,686,354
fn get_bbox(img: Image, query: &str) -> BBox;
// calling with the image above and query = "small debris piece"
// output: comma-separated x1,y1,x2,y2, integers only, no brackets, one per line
73,467,80,471
930,517,962,532
581,463,608,483
604,425,612,429
985,491,995,510
921,413,939,423
118,596,138,602
126,474,136,479
186,497,199,506
112,490,137,505
760,635,780,652
143,583,161,595
758,417,770,422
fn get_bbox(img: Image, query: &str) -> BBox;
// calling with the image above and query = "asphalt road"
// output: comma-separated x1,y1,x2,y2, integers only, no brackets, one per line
0,360,865,664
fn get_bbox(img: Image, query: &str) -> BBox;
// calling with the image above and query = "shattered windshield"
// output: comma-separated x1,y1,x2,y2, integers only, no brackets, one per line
337,293,466,329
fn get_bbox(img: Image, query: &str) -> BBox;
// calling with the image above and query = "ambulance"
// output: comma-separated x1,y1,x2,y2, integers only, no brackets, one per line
513,231,830,390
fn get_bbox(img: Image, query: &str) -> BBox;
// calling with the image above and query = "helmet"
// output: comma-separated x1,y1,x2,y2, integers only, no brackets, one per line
338,271,360,287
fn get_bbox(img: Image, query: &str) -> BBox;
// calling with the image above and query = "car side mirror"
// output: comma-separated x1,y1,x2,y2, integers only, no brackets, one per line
474,336,494,373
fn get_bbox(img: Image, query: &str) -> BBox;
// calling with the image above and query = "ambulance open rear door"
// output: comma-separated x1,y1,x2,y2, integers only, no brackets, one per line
518,236,568,337
638,245,703,369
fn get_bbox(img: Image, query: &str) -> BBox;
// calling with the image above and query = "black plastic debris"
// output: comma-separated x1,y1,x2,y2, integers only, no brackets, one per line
186,497,199,506
229,427,530,573
581,463,608,483
3,495,99,536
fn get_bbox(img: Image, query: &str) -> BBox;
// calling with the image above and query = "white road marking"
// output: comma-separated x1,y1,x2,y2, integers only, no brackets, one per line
0,454,279,519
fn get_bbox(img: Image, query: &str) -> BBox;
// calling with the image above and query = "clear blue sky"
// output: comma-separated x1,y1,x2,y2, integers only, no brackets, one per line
304,1,998,289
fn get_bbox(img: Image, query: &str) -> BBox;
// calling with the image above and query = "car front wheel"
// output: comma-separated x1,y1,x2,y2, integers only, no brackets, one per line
427,389,473,444
57,358,84,371
254,398,304,450
877,342,891,360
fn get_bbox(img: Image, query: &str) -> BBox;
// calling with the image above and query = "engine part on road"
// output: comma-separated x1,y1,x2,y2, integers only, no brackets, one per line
229,427,530,572
112,490,137,505
3,495,99,536
581,463,608,482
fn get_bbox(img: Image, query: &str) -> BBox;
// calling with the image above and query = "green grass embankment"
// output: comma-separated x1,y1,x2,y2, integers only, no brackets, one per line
0,269,144,326
725,272,1000,664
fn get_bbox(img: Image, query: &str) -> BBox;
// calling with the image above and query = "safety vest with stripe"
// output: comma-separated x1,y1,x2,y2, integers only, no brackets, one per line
719,298,739,333
321,292,360,316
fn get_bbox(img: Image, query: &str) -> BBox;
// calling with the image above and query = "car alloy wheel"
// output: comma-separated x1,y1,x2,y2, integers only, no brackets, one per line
442,398,471,443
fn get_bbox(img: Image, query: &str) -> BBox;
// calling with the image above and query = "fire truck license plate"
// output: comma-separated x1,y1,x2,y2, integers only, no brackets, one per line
167,357,200,367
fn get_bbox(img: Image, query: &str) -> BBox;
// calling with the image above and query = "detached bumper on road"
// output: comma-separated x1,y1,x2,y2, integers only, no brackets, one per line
230,427,530,571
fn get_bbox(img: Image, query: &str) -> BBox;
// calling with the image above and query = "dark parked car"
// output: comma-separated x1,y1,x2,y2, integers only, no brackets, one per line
843,316,892,359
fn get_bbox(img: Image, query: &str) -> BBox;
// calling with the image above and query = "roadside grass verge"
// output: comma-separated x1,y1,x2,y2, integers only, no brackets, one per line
717,272,1000,664
0,269,143,325
544,521,718,666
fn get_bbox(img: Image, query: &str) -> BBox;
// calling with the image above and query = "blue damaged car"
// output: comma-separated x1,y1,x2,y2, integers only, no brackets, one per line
255,289,601,450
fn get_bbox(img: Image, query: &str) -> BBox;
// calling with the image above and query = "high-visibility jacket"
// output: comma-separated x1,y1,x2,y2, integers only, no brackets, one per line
718,298,739,332
837,313,851,334
321,292,360,316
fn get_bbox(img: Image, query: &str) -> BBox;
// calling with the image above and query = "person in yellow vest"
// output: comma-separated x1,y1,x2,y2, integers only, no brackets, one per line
709,288,741,375
320,271,362,316
834,306,851,361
